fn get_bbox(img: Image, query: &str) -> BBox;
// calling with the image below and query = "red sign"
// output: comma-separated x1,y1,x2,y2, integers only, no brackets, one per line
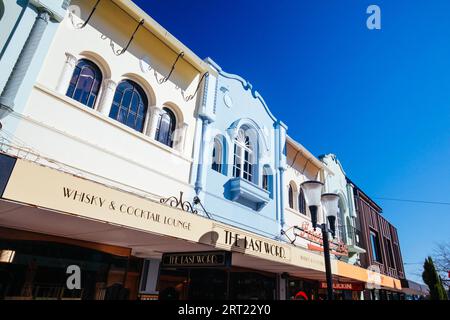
294,222,349,256
307,244,348,257
320,282,364,291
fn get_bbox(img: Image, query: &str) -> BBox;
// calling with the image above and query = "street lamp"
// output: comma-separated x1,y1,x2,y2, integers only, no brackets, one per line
300,181,339,301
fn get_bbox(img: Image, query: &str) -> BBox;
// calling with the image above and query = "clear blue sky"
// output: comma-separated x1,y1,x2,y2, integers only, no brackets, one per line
135,0,450,283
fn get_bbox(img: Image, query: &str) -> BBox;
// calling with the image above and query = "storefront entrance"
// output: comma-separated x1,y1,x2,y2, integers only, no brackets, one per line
157,251,277,300
0,229,142,300
287,277,318,300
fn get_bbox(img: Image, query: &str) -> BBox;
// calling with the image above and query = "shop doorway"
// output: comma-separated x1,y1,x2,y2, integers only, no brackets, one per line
0,238,141,300
157,251,276,300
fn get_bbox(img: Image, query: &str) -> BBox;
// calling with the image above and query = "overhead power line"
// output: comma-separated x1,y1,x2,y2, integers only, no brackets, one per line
373,197,450,206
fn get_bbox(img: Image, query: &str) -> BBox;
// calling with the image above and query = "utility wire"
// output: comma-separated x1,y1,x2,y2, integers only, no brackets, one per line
373,197,450,206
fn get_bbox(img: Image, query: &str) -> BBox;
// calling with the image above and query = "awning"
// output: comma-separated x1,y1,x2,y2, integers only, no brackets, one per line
0,154,402,289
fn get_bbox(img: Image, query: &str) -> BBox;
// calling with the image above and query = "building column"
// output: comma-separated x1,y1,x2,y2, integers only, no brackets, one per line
97,79,117,116
279,167,286,228
146,106,163,139
0,9,51,119
55,53,78,95
195,116,213,194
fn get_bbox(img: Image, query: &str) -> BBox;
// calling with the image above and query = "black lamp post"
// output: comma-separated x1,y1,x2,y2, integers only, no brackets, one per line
300,181,339,301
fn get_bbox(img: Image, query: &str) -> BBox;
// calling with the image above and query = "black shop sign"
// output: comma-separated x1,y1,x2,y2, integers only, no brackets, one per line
161,251,232,268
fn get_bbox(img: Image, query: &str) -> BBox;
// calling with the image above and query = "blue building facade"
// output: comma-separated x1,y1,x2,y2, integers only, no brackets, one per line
192,58,288,239
0,0,69,124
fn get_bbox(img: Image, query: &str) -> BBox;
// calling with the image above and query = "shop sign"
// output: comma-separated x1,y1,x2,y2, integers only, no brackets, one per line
294,222,348,256
320,282,364,291
1,159,213,244
223,229,288,259
205,225,291,262
161,251,231,268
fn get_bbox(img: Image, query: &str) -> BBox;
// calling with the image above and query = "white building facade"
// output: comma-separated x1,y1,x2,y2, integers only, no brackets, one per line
0,0,402,300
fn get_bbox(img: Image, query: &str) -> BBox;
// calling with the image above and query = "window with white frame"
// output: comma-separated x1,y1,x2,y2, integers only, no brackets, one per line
337,199,346,242
155,107,176,147
298,188,306,215
67,59,102,108
288,184,294,209
233,129,254,182
212,136,223,173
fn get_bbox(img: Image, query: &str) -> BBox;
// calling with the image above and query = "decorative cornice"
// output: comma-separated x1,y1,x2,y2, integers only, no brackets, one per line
204,57,279,123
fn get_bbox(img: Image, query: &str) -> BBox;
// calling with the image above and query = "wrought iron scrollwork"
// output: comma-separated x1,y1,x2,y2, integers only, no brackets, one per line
69,0,101,30
160,192,198,214
158,51,184,84
101,19,144,56
183,72,209,102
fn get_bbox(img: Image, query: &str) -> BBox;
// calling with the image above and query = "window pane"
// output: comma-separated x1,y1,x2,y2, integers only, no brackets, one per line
370,231,382,263
110,80,148,132
126,113,136,128
109,104,119,120
288,186,294,209
135,115,144,132
262,174,268,191
118,108,127,123
66,59,102,109
121,89,132,109
156,108,175,147
233,144,242,178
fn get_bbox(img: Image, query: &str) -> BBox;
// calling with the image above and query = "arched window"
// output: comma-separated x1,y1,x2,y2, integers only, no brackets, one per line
109,80,148,132
346,217,353,245
337,198,346,242
155,107,176,147
298,188,306,215
212,137,223,173
262,171,269,191
288,184,294,209
66,59,102,108
233,129,254,182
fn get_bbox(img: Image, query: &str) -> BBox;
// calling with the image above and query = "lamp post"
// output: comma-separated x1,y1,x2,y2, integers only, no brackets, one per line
300,181,339,301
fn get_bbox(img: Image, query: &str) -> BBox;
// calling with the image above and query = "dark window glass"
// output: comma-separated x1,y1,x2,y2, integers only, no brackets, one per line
155,108,176,147
370,230,383,263
212,138,223,173
298,188,306,214
66,59,102,108
109,80,148,132
262,173,269,191
288,185,294,209
385,238,396,268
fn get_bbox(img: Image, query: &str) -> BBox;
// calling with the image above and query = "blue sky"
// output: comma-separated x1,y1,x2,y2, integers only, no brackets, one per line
135,0,450,283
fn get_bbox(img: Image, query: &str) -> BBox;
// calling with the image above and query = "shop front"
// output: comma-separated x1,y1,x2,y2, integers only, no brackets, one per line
0,228,142,300
286,277,318,300
0,154,403,300
318,281,365,300
157,251,277,300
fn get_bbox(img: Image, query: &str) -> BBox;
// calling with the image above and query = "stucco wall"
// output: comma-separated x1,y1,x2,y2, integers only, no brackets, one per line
3,0,204,201
197,64,284,238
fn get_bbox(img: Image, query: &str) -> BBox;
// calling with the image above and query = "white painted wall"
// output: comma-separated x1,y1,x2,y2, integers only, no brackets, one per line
6,0,206,201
